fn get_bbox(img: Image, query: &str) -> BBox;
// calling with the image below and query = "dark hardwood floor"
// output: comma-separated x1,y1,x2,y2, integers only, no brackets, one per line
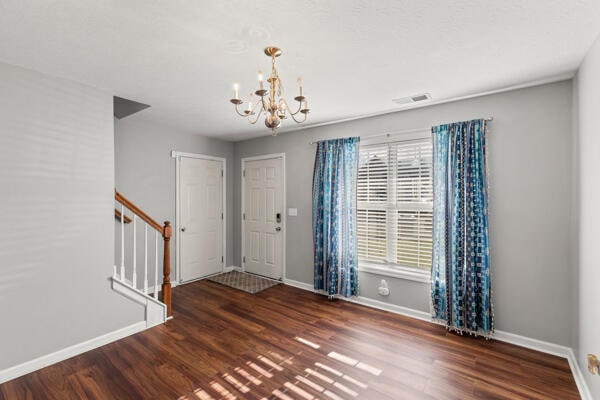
1,280,580,399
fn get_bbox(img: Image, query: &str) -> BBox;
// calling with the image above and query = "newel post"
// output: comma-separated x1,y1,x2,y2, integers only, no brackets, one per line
162,221,172,317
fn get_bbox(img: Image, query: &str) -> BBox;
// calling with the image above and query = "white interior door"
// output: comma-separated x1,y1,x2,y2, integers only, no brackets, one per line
243,157,283,279
180,157,223,282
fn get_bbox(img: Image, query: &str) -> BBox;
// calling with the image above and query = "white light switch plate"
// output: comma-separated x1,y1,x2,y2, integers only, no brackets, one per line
288,208,298,216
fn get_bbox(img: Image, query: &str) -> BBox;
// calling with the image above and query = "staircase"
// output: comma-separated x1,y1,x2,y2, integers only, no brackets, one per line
113,190,172,327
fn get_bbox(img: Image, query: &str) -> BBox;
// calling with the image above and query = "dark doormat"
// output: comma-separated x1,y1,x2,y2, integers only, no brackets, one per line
207,271,281,294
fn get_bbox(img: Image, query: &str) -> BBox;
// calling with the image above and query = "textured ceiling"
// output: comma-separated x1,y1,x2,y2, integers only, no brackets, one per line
0,1,599,141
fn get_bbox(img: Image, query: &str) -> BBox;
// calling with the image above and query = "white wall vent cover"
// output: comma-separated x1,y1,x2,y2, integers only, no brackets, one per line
392,93,431,105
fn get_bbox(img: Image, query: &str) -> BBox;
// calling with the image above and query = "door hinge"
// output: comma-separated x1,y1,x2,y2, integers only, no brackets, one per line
221,256,224,263
243,169,245,177
221,212,224,220
243,256,246,263
221,170,224,177
243,213,245,220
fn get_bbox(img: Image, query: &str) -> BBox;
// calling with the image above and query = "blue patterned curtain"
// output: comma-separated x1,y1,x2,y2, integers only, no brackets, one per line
431,119,492,336
313,137,360,297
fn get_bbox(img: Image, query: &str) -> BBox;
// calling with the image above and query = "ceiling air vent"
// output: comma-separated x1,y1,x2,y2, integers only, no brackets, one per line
392,93,431,106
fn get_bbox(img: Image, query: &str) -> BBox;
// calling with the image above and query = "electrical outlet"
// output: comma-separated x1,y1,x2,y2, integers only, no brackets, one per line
588,354,599,375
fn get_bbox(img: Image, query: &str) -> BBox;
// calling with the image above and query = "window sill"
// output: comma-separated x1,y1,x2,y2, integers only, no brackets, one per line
359,262,431,284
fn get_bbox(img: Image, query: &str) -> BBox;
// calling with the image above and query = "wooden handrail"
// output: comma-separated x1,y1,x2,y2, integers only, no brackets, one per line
115,190,163,234
115,190,172,317
114,208,132,224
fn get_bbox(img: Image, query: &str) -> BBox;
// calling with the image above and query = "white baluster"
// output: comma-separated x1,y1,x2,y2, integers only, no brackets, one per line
120,204,125,281
113,201,117,277
154,231,159,299
132,215,137,289
144,224,148,294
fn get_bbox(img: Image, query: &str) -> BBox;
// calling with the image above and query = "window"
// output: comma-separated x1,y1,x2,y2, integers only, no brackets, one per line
357,137,433,277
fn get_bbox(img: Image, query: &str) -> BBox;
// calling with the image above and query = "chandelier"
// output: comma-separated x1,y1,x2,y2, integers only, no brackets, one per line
229,47,310,136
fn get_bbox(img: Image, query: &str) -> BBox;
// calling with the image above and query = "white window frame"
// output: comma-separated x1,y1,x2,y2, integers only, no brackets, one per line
358,131,432,283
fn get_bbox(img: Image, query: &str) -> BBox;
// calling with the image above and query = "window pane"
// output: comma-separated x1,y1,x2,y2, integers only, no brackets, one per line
358,145,388,203
396,140,432,203
357,137,433,271
396,210,432,270
357,209,387,262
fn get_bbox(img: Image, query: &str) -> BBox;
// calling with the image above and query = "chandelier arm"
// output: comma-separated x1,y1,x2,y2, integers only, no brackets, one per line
260,95,269,112
247,106,264,125
253,97,264,114
282,98,303,117
233,103,249,117
288,109,308,124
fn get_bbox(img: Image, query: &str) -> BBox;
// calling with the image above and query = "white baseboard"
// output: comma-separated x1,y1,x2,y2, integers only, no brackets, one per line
0,321,146,384
282,279,592,400
492,330,571,358
283,278,314,292
566,349,593,400
224,265,243,273
350,296,433,323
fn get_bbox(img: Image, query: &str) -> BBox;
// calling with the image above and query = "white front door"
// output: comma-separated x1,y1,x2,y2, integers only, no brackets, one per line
243,157,284,279
180,157,224,282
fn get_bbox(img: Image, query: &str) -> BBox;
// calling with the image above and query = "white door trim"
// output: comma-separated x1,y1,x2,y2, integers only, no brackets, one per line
241,153,286,280
172,150,226,284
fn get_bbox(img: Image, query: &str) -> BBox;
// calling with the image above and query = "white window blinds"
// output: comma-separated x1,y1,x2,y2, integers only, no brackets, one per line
357,137,433,270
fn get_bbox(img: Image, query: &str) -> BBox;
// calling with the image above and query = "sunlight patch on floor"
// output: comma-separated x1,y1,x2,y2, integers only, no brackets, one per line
315,362,343,376
323,389,345,400
272,388,295,400
326,353,382,376
268,350,295,365
295,336,321,349
193,388,215,400
181,334,382,400
210,382,236,400
296,375,325,392
327,352,358,366
355,362,382,376
234,367,262,385
342,374,368,389
246,361,274,378
257,355,284,371
305,367,335,384
222,373,250,393
333,381,358,397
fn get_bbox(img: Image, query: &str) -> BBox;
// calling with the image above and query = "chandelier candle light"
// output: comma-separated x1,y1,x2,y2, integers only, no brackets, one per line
229,46,310,135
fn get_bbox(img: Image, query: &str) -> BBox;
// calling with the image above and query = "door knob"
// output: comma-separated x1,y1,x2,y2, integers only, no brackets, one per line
181,227,186,232
275,227,281,232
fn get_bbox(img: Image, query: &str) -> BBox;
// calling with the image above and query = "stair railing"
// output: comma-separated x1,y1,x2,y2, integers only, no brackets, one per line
114,190,172,317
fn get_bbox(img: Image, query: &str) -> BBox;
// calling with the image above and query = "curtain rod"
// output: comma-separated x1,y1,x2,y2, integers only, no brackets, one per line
309,117,493,145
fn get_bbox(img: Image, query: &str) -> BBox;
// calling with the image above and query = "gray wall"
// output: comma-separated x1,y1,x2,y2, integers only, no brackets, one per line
114,115,235,282
576,33,600,398
233,80,576,346
0,62,143,370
